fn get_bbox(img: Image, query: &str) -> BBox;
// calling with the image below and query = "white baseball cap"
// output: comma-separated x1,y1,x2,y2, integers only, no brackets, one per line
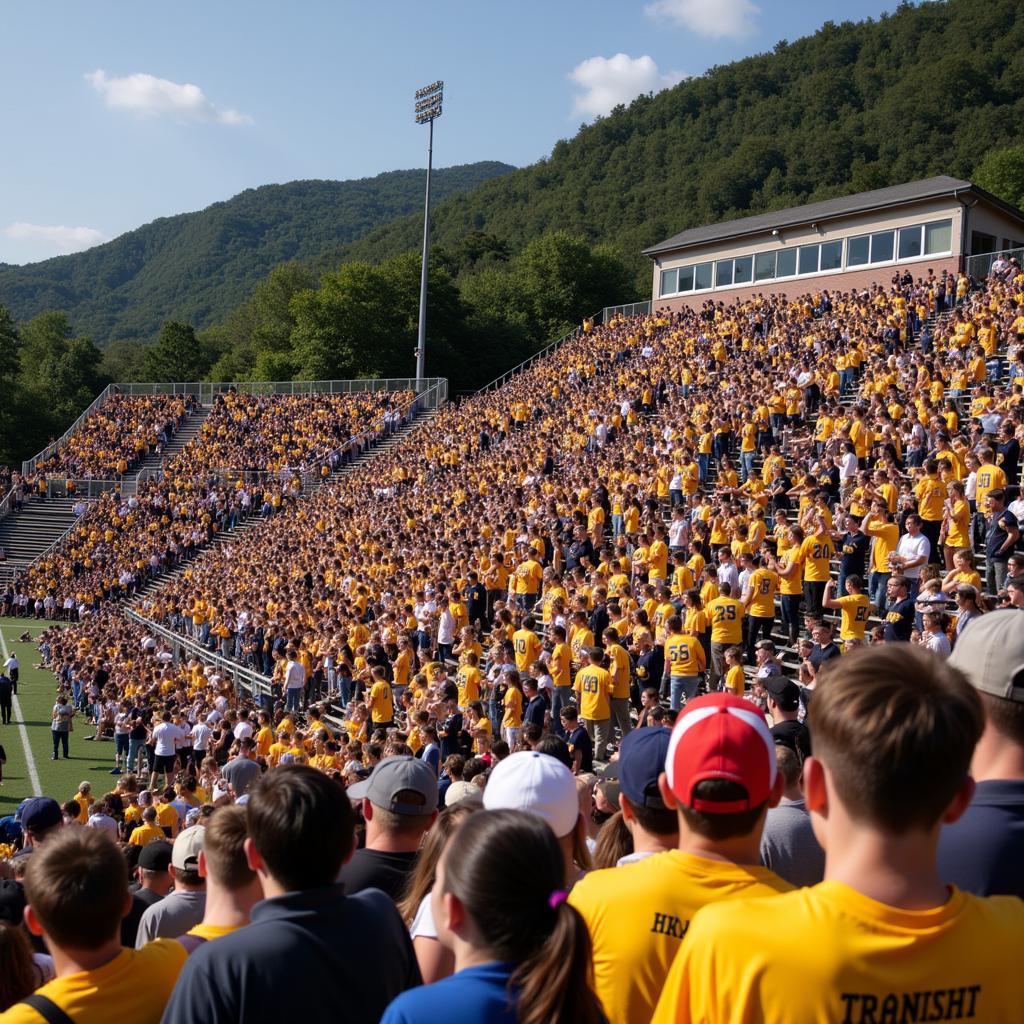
483,751,579,837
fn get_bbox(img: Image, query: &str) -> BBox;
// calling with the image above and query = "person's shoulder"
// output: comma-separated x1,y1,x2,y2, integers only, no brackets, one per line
959,889,1024,931
135,936,189,974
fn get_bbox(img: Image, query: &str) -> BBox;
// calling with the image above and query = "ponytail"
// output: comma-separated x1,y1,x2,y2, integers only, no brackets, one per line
513,898,602,1024
441,810,603,1024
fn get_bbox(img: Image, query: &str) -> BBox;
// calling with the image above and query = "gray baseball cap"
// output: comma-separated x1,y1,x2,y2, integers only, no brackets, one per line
346,755,438,814
949,610,1024,703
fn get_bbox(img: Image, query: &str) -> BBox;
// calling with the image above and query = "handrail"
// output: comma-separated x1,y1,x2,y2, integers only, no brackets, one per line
601,300,651,322
476,312,602,395
125,608,273,700
21,384,117,478
965,246,1024,280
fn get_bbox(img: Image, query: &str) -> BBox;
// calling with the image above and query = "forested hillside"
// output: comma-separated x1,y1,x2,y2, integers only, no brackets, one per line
0,162,513,343
337,0,1024,281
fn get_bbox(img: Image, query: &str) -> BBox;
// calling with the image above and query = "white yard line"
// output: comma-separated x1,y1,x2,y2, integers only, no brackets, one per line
0,626,42,796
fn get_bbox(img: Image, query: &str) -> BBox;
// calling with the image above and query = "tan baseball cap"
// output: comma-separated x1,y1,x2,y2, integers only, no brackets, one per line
171,825,205,871
948,610,1024,703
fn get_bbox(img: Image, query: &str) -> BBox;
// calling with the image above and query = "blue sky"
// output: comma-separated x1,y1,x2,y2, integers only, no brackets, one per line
1,0,903,265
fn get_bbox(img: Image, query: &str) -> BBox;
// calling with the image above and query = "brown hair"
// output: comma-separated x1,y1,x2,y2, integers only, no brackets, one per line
592,811,633,869
678,779,768,840
397,803,477,925
202,805,255,891
981,692,1024,746
810,644,983,832
440,810,603,1024
0,922,36,1012
247,765,354,890
24,828,128,949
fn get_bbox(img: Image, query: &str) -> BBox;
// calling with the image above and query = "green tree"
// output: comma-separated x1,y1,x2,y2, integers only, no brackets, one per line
142,321,208,382
0,305,22,463
99,339,147,382
974,144,1024,210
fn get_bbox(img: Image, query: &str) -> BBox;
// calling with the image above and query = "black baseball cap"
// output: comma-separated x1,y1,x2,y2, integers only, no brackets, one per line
763,676,800,712
137,841,173,871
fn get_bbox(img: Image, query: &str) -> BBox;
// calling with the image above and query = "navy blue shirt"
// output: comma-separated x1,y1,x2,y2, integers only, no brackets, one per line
883,596,915,641
161,885,420,1024
524,694,548,729
936,780,1024,898
382,962,517,1024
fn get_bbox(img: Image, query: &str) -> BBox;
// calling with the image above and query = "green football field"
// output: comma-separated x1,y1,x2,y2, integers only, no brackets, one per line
0,616,122,811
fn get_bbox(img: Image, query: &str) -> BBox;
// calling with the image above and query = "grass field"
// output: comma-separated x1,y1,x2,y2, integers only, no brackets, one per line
0,616,121,811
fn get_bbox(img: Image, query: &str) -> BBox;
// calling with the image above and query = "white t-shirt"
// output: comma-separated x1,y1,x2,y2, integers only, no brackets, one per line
895,532,930,579
233,721,254,741
153,722,182,757
85,813,119,838
284,660,306,691
191,722,213,751
410,893,438,940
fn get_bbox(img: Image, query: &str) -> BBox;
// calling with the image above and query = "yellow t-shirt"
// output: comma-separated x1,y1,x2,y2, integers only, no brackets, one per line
128,822,166,847
652,881,1024,1024
573,665,612,721
456,665,481,707
501,686,523,728
835,593,871,641
368,680,394,724
0,940,187,1024
511,628,541,672
707,597,744,644
570,850,792,1024
800,533,834,583
746,568,779,618
724,664,746,696
186,922,241,941
664,632,705,678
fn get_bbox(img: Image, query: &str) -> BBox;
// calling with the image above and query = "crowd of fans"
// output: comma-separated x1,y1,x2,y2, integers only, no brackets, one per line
0,264,1023,1021
9,389,415,612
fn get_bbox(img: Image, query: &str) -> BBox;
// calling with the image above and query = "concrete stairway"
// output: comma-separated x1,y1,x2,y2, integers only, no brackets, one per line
0,498,84,583
131,405,212,477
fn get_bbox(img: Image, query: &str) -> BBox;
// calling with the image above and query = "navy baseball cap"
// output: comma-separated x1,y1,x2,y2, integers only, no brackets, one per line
616,727,672,809
21,797,62,831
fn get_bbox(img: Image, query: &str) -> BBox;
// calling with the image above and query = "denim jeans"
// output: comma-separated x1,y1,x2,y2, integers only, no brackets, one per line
551,686,574,737
669,675,700,710
780,593,803,644
285,688,302,712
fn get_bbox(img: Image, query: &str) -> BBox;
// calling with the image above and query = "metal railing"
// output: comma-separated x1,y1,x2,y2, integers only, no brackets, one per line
44,478,137,500
965,247,1024,280
21,384,118,478
601,300,651,322
125,608,273,701
477,313,602,395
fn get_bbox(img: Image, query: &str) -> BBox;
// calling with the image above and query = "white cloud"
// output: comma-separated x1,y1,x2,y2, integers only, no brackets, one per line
4,222,107,256
569,54,685,119
645,0,760,39
85,69,253,125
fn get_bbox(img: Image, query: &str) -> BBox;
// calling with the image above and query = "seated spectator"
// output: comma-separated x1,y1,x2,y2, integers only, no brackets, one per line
381,809,605,1024
652,644,1024,1022
8,827,186,1023
339,755,439,901
161,765,420,1024
759,743,824,887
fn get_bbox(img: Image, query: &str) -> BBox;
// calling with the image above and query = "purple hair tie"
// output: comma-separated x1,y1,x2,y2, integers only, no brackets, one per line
548,889,568,909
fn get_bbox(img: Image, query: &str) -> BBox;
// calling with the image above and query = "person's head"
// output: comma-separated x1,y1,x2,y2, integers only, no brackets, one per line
23,828,129,954
200,805,259,899
660,694,781,849
136,840,174,895
559,705,579,730
433,810,604,1024
948,609,1024,774
807,645,982,841
483,751,589,873
346,755,439,849
246,765,355,892
1007,576,1024,609
170,826,206,890
763,676,800,721
886,575,909,601
615,727,678,841
774,743,804,801
20,797,62,848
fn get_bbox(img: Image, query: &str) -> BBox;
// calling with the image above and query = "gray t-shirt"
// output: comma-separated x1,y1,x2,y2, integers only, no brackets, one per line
135,889,206,947
759,797,825,888
222,756,263,796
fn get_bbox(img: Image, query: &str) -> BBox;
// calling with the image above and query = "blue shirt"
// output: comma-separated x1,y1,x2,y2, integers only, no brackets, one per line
936,779,1024,898
382,962,517,1024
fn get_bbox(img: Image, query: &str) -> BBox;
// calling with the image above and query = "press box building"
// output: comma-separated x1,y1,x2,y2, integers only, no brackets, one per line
643,176,1024,312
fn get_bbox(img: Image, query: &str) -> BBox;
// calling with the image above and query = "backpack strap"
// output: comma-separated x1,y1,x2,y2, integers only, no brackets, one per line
20,994,76,1024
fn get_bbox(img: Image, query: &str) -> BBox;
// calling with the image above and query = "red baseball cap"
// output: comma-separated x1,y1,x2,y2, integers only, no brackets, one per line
665,693,777,812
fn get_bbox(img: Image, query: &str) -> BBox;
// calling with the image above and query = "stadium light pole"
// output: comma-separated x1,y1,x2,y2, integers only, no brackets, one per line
414,80,443,384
